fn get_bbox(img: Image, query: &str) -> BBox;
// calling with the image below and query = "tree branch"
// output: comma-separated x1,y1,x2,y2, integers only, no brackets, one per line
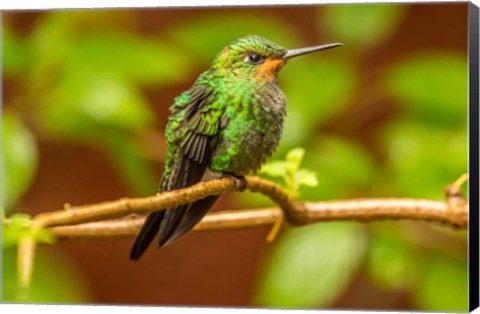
13,174,469,292
31,176,300,228
49,197,467,241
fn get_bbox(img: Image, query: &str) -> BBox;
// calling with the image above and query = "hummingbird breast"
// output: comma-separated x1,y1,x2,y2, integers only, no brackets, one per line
210,79,286,175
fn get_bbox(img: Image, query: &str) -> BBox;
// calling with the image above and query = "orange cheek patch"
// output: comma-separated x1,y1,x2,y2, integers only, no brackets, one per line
255,58,285,79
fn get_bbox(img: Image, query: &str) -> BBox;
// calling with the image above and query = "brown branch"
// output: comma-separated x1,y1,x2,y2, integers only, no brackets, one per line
33,177,239,228
32,176,297,228
14,176,294,291
13,174,469,293
49,197,468,241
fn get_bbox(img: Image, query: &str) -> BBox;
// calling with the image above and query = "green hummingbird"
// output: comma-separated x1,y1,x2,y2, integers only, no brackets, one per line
130,35,342,260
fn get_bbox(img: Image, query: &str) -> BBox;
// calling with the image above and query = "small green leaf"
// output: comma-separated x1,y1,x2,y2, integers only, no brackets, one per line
254,222,366,308
2,113,38,212
296,168,319,188
286,147,305,167
31,228,56,245
259,160,292,178
2,213,32,248
260,148,319,198
2,213,55,248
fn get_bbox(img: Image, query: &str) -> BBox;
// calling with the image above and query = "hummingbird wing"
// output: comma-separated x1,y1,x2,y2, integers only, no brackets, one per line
130,83,224,260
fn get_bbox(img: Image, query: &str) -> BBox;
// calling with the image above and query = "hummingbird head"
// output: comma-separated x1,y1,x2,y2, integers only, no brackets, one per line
211,35,343,81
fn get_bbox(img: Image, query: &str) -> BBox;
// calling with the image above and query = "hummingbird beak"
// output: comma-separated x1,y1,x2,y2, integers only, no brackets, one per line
282,43,343,60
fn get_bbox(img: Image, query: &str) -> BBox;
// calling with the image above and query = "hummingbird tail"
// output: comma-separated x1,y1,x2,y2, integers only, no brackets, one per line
130,210,165,261
165,195,219,245
130,195,218,260
156,203,190,246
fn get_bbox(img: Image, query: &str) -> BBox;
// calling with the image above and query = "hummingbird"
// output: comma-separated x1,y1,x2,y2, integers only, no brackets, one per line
130,35,342,261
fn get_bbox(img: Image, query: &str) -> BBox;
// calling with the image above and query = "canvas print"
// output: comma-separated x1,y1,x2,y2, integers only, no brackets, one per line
2,2,473,312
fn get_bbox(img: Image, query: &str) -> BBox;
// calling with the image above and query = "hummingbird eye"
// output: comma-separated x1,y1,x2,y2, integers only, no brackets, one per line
245,53,265,65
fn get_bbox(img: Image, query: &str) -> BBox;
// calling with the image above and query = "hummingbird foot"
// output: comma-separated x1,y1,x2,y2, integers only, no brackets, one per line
222,173,247,192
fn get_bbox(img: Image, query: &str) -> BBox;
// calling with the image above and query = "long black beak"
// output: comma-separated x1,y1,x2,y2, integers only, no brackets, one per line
282,43,343,59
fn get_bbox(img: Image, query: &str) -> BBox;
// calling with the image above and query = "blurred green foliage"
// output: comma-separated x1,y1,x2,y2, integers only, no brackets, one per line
280,59,357,149
2,113,38,212
167,13,300,65
386,53,468,128
412,253,468,312
321,4,406,51
254,222,366,308
2,3,468,311
366,229,419,290
380,121,467,199
302,136,378,200
2,247,91,303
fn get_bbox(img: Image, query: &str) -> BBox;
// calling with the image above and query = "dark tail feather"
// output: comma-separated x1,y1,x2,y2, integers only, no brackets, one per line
130,194,218,259
165,195,219,245
130,210,165,261
156,204,190,247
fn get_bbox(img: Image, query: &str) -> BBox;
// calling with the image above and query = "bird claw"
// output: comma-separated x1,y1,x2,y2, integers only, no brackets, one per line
233,176,247,192
223,173,247,192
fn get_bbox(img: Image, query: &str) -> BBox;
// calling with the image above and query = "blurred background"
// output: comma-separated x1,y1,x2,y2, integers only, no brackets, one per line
2,3,469,311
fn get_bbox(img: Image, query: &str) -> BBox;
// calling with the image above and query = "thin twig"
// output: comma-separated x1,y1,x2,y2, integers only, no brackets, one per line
17,236,37,298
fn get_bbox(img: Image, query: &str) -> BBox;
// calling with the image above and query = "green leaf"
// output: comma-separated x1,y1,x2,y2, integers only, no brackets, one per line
386,53,468,128
259,160,293,178
259,148,319,198
254,222,366,308
2,247,91,303
2,213,32,248
412,255,468,312
2,214,55,248
167,13,300,65
286,147,305,167
296,168,318,187
65,32,193,85
32,228,56,245
321,4,406,50
3,26,32,75
2,113,38,211
40,72,154,139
